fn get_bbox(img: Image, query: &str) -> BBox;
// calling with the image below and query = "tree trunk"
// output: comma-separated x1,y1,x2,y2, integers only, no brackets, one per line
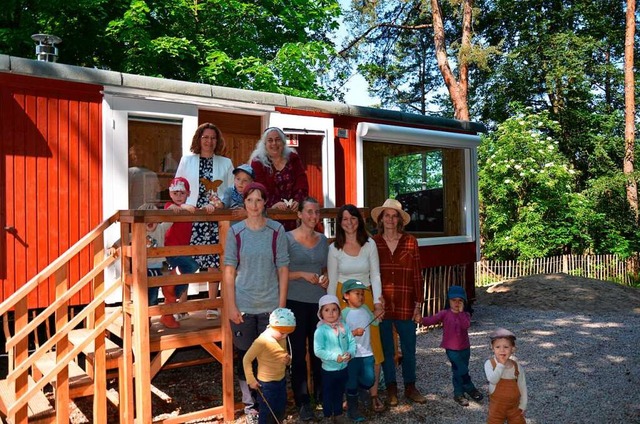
624,0,638,221
430,0,472,121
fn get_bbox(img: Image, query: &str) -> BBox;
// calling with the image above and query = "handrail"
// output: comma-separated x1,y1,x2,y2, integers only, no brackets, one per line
7,310,121,417
6,281,122,383
6,254,117,351
0,213,119,316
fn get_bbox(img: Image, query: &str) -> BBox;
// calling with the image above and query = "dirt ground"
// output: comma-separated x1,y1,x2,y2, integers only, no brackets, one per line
65,273,640,423
476,273,640,314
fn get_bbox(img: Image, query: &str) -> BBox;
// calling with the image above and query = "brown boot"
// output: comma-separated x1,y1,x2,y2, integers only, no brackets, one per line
386,382,398,407
405,383,426,404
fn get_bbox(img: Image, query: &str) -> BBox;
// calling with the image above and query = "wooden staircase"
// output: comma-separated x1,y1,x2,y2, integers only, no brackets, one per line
0,209,240,423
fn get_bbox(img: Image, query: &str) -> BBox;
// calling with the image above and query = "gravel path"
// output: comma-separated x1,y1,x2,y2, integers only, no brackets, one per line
402,302,640,424
68,276,640,423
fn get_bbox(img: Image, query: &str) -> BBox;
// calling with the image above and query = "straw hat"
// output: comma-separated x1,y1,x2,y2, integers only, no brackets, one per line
371,198,411,226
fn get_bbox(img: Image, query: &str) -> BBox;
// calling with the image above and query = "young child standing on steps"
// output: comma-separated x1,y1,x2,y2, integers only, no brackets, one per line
485,328,528,424
421,285,483,407
163,177,197,328
243,308,296,424
314,294,356,423
341,279,379,422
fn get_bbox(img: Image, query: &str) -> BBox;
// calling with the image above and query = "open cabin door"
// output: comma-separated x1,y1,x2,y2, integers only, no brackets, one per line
268,113,335,208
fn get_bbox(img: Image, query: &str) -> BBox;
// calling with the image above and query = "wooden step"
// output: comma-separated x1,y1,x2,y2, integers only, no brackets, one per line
0,375,55,424
33,352,94,399
68,328,123,377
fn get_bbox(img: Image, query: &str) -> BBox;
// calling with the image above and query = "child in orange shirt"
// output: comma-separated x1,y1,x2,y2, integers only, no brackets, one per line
243,308,296,424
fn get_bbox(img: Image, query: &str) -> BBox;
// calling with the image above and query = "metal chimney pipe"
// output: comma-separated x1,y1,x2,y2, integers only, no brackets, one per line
31,34,62,62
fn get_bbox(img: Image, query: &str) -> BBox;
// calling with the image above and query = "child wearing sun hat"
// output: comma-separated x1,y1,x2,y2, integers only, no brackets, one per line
314,294,356,423
485,328,528,424
243,307,296,424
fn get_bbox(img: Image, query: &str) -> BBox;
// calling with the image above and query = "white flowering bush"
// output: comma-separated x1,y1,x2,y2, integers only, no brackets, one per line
479,109,596,259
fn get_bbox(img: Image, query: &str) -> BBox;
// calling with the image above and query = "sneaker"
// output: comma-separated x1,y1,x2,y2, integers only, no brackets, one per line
453,395,469,407
174,312,189,321
245,411,259,424
160,314,180,329
206,309,221,320
299,403,318,421
467,389,483,402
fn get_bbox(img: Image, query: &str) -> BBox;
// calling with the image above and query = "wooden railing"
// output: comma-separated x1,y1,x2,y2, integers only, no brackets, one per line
0,213,121,424
475,253,640,286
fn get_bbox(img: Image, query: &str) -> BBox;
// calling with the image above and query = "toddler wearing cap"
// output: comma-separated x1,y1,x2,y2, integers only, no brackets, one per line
421,285,484,406
314,294,356,423
485,328,528,424
221,163,255,212
160,177,198,328
243,308,296,424
341,279,378,422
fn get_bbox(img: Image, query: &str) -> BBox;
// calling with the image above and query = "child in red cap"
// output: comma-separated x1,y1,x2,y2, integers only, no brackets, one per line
161,177,197,328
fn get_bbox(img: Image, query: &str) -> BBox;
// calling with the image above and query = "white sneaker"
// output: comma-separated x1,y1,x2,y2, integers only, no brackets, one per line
174,312,189,321
206,309,221,320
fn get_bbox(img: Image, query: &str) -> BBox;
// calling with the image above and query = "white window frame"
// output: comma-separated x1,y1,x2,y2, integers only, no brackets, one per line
356,122,480,247
268,113,336,208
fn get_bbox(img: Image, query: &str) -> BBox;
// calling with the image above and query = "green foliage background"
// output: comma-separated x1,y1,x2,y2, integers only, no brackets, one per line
1,0,639,260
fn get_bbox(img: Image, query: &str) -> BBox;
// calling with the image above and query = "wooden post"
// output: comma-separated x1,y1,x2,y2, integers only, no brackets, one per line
54,264,70,424
131,220,152,423
92,235,108,423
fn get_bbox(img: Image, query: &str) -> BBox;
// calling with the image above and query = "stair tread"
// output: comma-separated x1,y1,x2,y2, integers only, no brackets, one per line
68,328,123,360
0,375,55,421
34,352,93,388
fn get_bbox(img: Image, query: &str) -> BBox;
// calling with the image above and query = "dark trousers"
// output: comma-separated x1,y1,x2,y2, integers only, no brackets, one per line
257,378,287,424
287,299,323,406
380,319,418,384
445,348,477,396
321,368,348,417
346,356,374,395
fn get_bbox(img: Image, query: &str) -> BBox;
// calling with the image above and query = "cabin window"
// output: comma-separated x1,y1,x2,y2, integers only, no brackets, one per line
358,123,479,242
128,118,183,209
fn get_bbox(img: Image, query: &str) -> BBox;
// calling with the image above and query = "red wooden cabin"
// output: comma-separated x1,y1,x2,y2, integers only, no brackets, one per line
0,54,484,309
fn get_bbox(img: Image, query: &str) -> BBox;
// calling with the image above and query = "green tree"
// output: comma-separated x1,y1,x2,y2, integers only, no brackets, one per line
0,0,342,99
340,0,496,119
479,108,593,259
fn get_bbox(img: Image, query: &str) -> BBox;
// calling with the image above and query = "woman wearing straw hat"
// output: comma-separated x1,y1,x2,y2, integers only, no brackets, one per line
371,198,427,406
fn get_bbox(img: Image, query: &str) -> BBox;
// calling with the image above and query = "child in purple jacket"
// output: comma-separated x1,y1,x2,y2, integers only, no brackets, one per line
421,285,484,407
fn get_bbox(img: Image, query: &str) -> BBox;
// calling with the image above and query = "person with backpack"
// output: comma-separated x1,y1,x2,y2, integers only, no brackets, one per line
223,182,289,424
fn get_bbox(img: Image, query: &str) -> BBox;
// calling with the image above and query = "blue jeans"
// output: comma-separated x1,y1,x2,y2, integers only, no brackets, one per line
166,255,197,297
346,355,374,395
257,378,286,424
445,348,477,396
380,319,417,384
321,368,348,417
147,268,161,305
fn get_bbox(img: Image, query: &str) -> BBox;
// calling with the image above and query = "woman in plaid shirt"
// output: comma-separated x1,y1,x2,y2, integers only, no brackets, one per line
371,198,427,407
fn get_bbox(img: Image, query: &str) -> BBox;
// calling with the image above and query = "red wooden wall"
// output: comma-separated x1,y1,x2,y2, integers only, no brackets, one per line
0,74,103,308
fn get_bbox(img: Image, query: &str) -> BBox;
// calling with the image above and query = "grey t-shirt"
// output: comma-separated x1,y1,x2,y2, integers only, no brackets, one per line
286,232,329,304
224,219,289,314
